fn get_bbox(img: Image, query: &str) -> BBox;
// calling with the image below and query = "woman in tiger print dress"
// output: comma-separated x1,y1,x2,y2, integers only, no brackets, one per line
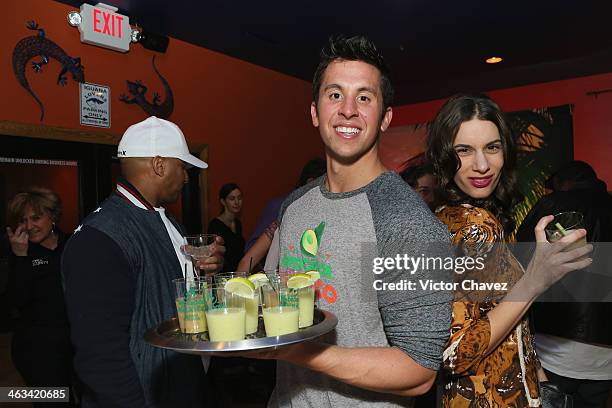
426,94,592,407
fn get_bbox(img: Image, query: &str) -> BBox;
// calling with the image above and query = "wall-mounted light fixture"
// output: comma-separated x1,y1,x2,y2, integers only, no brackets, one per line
67,11,82,26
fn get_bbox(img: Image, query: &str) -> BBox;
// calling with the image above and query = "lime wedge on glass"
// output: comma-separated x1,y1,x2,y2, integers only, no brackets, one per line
287,273,314,289
224,277,256,299
247,272,269,288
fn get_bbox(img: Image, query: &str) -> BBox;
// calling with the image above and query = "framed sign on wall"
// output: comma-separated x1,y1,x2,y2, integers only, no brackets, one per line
80,82,110,128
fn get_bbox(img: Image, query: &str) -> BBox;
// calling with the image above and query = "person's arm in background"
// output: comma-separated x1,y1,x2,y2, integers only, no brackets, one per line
244,196,285,251
236,220,277,272
6,225,35,308
237,233,271,272
62,227,146,407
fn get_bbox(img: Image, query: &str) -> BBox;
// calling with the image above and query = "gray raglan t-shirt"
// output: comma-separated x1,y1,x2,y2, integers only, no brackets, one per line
268,171,453,408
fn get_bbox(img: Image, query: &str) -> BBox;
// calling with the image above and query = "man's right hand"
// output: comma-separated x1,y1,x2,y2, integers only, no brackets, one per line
7,225,28,256
195,235,225,274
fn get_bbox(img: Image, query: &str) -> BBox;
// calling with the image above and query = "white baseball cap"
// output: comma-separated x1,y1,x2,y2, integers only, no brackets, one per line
117,116,208,168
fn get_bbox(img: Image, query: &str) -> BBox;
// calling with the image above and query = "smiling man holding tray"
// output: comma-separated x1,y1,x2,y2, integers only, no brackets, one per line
250,35,453,408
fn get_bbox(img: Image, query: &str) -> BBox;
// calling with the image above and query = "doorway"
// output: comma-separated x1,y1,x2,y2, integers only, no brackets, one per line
0,121,208,332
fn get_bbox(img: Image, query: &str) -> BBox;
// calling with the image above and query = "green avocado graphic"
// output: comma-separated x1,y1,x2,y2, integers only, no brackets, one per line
300,222,325,257
300,229,318,257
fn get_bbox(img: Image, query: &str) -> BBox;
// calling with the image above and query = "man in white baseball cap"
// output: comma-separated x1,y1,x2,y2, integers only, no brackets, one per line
117,116,208,169
63,116,222,407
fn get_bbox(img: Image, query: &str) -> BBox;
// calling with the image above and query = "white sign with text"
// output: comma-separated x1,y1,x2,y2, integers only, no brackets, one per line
80,82,110,128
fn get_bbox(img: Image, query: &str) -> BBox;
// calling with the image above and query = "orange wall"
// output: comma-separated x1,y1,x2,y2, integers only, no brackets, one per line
392,73,612,185
1,0,323,237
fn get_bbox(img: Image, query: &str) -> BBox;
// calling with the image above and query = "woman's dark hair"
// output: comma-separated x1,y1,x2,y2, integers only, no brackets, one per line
7,187,62,230
426,93,521,233
219,183,240,213
312,35,394,110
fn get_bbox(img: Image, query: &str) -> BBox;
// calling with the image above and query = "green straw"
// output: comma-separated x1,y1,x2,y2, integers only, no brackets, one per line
554,222,568,236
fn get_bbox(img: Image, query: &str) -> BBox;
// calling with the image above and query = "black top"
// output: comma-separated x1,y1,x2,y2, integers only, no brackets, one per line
207,218,245,272
516,182,612,244
516,181,612,344
8,231,70,330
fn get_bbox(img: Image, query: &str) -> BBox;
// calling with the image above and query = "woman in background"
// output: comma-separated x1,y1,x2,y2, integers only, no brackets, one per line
208,183,244,272
427,94,591,407
6,187,75,406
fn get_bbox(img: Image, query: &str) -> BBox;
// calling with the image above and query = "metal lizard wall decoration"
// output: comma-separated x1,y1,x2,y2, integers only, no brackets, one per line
119,56,174,119
12,21,85,121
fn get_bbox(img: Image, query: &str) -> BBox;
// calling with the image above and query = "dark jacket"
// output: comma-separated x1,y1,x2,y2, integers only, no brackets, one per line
516,179,612,345
62,187,206,407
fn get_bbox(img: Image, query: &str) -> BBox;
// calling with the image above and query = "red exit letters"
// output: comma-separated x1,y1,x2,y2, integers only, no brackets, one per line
77,3,131,52
93,8,124,38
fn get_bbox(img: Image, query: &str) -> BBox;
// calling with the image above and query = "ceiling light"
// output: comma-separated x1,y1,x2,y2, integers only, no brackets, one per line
486,56,503,64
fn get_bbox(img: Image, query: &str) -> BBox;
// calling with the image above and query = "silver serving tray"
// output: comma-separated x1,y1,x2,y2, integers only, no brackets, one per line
144,308,337,356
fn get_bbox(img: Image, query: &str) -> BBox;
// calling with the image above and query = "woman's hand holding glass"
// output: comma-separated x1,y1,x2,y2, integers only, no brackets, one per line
524,214,593,296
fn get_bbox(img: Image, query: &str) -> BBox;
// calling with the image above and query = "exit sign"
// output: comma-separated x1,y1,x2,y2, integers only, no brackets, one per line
78,3,131,52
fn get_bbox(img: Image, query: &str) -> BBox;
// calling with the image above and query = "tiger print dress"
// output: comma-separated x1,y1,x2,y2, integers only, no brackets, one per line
436,205,541,408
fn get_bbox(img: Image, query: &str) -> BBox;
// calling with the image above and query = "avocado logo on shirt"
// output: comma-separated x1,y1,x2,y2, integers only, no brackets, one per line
281,221,337,304
300,221,325,257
